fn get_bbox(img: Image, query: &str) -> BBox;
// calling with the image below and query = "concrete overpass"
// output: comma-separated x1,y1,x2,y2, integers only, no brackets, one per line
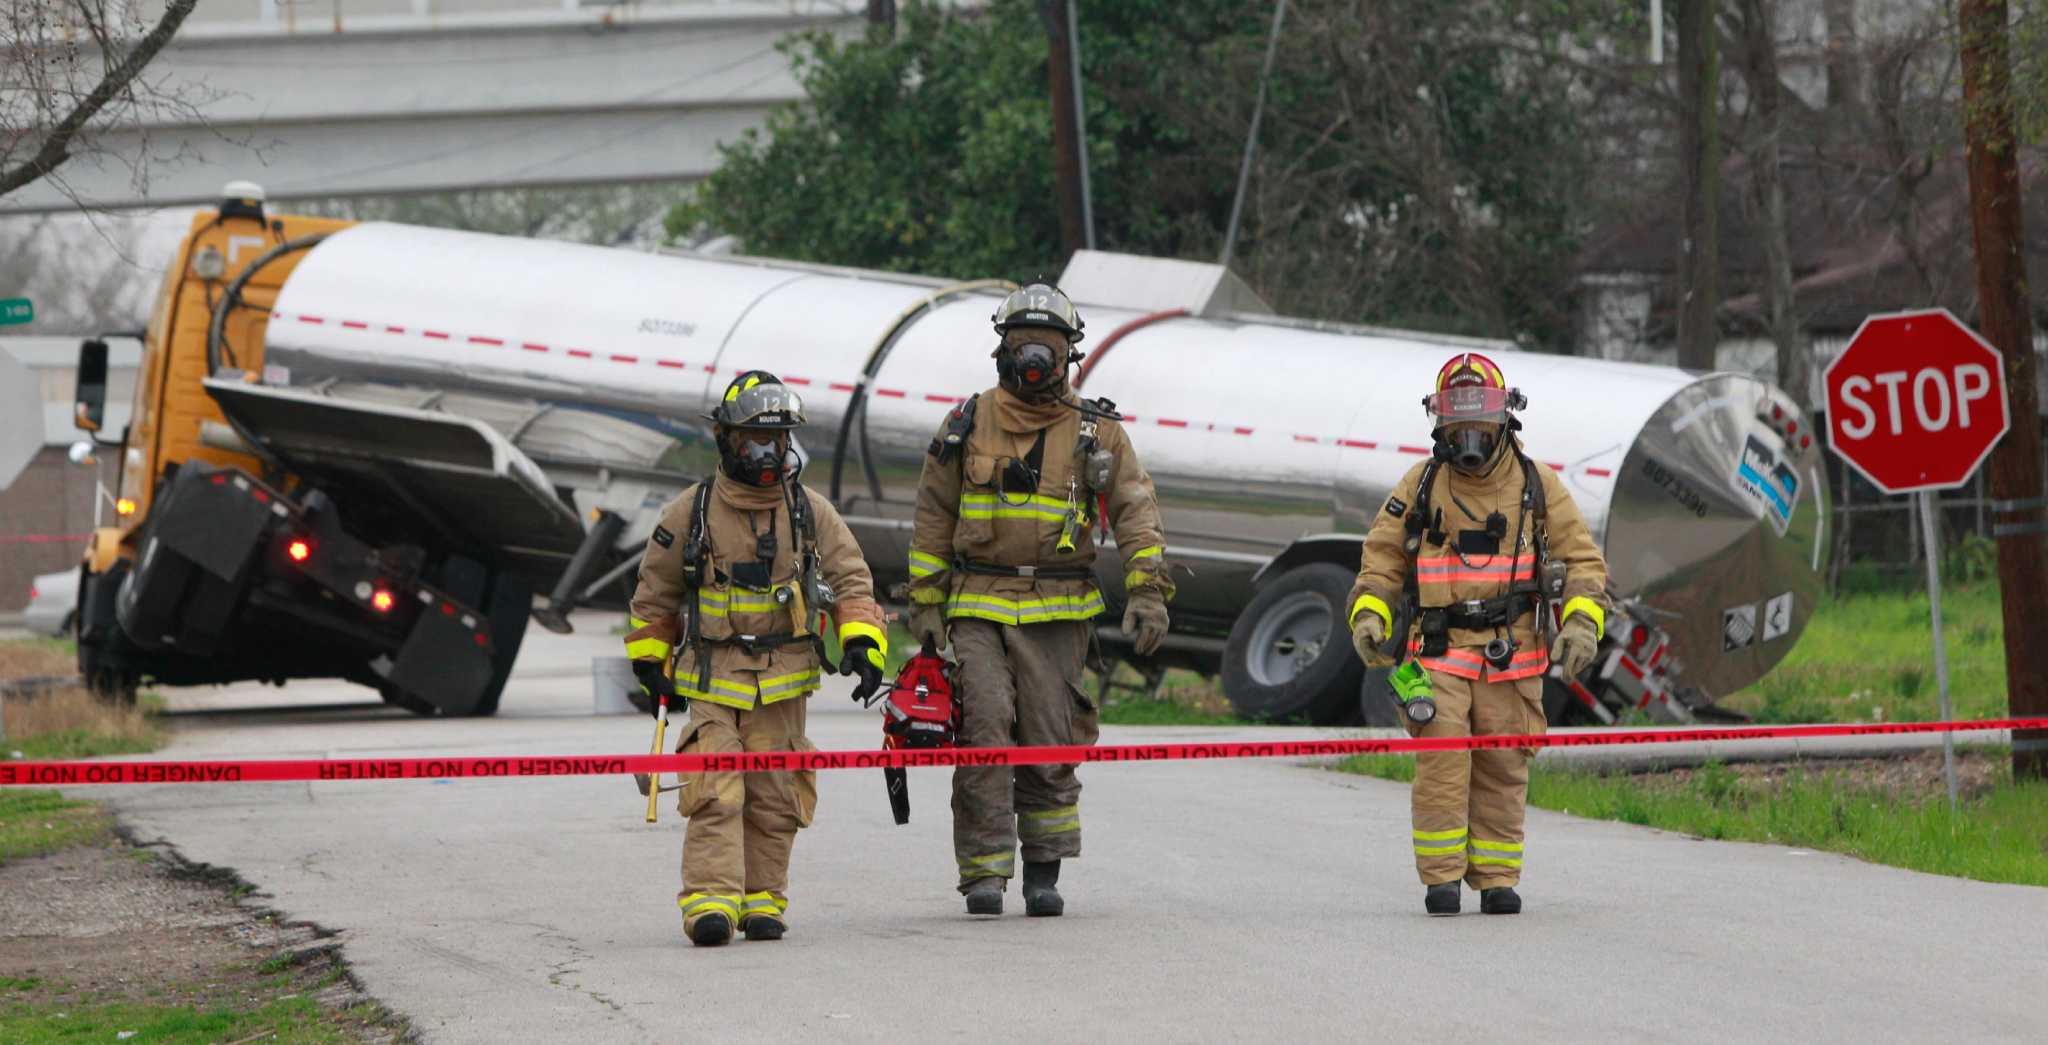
2,1,964,214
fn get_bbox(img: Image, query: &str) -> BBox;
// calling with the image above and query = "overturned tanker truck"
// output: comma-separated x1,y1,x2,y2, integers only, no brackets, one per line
69,189,1825,724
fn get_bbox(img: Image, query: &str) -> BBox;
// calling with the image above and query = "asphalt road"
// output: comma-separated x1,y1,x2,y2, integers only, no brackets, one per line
68,616,2048,1043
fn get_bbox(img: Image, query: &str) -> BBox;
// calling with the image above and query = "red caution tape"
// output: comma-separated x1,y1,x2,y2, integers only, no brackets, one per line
5,718,2047,787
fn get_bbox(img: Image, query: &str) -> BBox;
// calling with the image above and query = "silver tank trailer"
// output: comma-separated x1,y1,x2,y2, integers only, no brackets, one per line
256,223,1827,724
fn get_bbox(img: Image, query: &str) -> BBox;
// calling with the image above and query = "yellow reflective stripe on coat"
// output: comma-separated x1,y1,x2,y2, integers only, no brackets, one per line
946,590,1106,625
908,549,949,579
697,588,783,618
758,668,823,700
1128,546,1163,561
959,492,1071,521
624,616,672,661
1561,596,1606,639
1350,594,1393,631
838,620,888,667
909,586,949,605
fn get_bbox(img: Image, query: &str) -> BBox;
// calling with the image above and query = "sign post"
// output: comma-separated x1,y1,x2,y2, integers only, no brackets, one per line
1825,308,2012,816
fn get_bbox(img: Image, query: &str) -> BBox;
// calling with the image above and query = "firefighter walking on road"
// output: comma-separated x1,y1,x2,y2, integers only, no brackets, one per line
1348,353,1608,916
626,371,888,946
907,283,1174,917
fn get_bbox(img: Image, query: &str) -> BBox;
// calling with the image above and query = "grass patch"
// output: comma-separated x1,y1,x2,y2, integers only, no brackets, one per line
2,686,165,760
1722,582,2006,724
1092,664,1239,725
1335,750,2048,887
0,989,363,1043
0,789,111,864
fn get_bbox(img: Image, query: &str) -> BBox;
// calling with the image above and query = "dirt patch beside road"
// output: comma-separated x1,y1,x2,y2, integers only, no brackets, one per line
0,829,409,1041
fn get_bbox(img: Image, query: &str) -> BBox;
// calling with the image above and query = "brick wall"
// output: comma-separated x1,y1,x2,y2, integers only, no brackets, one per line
0,447,110,611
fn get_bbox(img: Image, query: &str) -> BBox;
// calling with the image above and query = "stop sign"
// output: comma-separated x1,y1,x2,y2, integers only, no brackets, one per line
1824,308,2011,494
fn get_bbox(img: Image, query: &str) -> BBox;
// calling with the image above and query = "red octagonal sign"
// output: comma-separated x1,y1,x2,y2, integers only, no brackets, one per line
1825,308,2010,495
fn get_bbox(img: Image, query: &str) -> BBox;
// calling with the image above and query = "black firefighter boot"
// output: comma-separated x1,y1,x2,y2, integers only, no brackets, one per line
689,912,734,947
1480,887,1522,915
1022,861,1064,917
1424,881,1460,916
964,877,1004,916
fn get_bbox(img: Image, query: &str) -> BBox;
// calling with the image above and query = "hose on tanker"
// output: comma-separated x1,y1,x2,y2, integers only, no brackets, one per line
828,279,1018,508
1071,309,1189,391
204,234,330,475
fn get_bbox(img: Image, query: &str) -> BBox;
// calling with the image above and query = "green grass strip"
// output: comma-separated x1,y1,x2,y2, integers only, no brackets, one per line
1333,754,2048,887
0,790,110,865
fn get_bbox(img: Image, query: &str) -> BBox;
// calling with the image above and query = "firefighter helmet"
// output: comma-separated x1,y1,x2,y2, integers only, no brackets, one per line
992,283,1086,344
1423,352,1525,427
706,370,805,429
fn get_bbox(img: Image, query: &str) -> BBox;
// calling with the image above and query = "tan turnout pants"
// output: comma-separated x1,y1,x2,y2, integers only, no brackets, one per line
950,619,1100,892
1408,671,1546,889
674,696,818,933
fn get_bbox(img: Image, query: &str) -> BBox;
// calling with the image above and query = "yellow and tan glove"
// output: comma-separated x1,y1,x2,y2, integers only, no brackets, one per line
1121,590,1170,656
1351,614,1393,669
1550,613,1600,678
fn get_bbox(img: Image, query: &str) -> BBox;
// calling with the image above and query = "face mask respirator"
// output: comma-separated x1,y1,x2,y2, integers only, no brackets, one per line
726,435,786,487
1437,426,1498,472
999,341,1063,395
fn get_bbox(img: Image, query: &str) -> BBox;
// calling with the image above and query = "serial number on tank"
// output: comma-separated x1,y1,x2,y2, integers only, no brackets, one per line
1641,458,1709,519
638,318,698,338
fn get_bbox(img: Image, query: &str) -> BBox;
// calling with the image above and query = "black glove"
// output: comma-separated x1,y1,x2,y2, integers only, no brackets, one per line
632,659,678,716
841,638,885,706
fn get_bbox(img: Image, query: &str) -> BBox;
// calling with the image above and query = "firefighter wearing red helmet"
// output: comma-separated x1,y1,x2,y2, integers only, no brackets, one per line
1347,352,1609,916
905,283,1174,918
625,371,888,946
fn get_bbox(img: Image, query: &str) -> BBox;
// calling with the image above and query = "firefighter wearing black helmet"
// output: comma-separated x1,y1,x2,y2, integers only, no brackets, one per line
626,371,888,947
906,283,1175,917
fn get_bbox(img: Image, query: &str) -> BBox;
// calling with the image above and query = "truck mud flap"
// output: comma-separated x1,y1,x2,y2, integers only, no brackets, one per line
119,467,272,655
386,602,495,716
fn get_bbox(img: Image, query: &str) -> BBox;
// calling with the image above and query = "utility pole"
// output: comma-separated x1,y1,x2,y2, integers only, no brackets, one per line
1039,0,1088,260
1958,0,2048,780
1675,0,1721,370
866,0,896,30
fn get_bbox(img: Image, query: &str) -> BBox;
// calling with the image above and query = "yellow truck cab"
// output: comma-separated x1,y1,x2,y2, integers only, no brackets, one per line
71,186,536,715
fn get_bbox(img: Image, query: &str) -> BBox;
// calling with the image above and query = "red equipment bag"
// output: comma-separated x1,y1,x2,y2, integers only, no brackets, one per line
876,645,958,825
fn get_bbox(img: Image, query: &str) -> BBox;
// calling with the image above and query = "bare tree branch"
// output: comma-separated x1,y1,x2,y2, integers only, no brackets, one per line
0,0,200,200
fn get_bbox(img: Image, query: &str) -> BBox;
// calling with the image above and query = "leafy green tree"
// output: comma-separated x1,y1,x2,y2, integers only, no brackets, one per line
673,1,1632,349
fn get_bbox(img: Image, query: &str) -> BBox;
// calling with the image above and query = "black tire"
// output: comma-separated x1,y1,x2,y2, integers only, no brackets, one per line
467,571,531,717
78,564,140,705
380,569,530,718
1221,562,1367,723
1359,667,1404,728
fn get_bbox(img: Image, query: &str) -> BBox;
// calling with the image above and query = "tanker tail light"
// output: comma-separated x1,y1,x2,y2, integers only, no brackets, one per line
372,589,395,613
287,539,312,564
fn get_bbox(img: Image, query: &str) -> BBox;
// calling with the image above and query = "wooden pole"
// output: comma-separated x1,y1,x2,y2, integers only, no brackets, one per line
1958,0,2048,779
1039,0,1088,261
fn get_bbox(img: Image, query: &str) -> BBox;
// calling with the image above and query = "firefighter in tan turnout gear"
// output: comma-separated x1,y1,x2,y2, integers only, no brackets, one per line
625,371,888,947
908,283,1173,917
1348,353,1608,917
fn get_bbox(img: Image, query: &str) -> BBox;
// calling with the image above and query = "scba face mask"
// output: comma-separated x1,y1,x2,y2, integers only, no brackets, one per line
1439,425,1500,473
725,432,789,487
999,340,1066,395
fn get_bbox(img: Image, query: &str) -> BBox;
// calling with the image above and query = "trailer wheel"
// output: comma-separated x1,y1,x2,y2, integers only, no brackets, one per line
1359,667,1403,728
1221,563,1365,723
467,572,531,717
77,564,139,705
380,570,530,717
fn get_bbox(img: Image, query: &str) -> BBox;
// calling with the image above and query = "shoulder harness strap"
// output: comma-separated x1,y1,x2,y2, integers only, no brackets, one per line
929,393,980,464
